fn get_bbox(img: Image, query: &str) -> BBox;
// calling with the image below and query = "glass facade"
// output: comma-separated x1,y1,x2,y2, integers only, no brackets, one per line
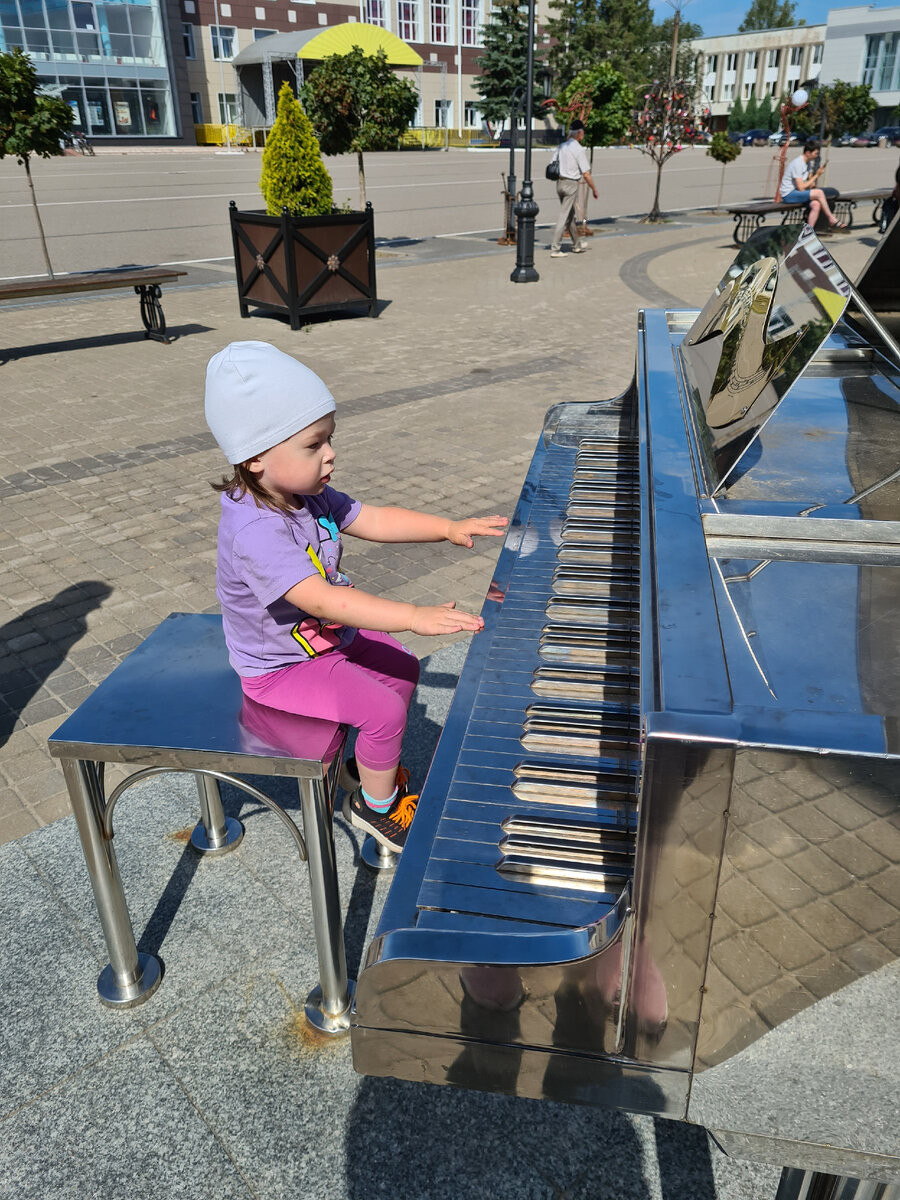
863,32,899,92
0,0,177,136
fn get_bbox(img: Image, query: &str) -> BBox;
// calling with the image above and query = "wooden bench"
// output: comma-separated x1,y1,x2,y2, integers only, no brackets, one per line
726,188,892,246
0,266,187,344
47,612,364,1035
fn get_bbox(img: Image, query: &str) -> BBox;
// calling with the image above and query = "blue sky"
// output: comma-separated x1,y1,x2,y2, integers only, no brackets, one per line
649,0,886,39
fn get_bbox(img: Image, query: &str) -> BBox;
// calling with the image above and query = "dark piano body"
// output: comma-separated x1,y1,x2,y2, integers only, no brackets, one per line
351,222,900,1190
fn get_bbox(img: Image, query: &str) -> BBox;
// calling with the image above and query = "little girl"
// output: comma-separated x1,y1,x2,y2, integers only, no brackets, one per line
205,340,507,853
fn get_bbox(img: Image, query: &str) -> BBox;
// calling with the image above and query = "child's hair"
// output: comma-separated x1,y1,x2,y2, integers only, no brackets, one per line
211,463,294,514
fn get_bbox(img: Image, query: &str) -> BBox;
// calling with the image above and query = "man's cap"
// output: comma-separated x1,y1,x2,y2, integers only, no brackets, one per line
204,341,336,466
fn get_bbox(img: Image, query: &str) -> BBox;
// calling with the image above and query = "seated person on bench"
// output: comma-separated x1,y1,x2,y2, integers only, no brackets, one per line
779,139,847,231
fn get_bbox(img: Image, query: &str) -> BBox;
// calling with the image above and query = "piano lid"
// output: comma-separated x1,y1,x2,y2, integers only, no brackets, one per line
681,224,851,493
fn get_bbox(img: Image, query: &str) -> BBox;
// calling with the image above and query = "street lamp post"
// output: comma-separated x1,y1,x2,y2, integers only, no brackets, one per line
510,0,539,283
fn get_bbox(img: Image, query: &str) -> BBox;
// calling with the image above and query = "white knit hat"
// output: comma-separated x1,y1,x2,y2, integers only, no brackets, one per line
204,341,336,465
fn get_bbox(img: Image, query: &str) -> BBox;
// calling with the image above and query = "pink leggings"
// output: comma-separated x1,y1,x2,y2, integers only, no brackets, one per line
240,629,420,771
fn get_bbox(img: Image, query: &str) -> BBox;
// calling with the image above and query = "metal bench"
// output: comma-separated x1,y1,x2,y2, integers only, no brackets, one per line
726,188,893,246
47,611,359,1036
0,266,187,344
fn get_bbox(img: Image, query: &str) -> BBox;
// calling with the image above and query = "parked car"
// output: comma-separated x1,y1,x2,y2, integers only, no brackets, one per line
872,126,900,145
741,128,773,145
851,133,875,147
768,131,803,146
727,130,743,143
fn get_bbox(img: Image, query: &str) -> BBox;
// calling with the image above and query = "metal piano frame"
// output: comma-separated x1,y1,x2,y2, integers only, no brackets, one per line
351,219,900,1200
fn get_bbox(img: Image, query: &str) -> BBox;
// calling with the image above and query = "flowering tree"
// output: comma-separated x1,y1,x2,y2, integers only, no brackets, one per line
628,76,697,222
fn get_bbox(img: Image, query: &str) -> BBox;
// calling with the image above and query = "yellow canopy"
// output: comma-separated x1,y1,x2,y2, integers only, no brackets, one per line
297,23,423,66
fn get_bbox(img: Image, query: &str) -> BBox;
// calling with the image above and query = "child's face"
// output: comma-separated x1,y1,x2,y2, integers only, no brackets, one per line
247,414,336,505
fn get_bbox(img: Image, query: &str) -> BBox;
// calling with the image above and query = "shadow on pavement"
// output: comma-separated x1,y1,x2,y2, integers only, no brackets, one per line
0,324,214,362
0,582,112,747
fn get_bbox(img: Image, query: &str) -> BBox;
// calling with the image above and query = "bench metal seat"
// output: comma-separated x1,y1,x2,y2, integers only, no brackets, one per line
48,611,357,1035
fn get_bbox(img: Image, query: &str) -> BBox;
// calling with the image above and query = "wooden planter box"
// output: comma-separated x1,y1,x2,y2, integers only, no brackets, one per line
230,202,377,330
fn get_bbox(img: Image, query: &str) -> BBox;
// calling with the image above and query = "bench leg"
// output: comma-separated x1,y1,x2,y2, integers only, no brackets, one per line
299,775,355,1035
135,283,172,345
190,773,244,855
61,758,162,1008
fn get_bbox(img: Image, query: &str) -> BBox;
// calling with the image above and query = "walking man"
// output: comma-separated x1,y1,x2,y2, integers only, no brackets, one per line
550,120,599,258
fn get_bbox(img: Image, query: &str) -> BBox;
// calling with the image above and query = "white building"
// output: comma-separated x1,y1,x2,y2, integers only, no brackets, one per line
820,4,900,125
693,25,825,126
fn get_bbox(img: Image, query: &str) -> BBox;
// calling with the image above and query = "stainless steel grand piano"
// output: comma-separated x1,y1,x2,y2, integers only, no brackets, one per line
350,221,900,1199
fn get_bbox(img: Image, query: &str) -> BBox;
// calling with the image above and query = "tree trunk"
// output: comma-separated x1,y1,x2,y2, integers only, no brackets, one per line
357,150,367,210
648,159,665,222
717,162,726,213
24,155,54,278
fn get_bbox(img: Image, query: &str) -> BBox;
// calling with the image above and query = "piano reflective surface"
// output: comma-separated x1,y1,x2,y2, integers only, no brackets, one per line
350,223,900,1189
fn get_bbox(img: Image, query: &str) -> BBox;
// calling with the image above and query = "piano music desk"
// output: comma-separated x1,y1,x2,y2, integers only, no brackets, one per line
47,611,356,1035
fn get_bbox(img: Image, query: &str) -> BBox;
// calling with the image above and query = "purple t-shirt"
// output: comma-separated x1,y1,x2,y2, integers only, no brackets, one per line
216,486,362,677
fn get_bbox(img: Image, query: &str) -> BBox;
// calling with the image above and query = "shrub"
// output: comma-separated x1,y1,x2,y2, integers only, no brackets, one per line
260,82,332,217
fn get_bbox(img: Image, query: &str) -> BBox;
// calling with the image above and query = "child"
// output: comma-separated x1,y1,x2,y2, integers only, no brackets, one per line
205,341,507,853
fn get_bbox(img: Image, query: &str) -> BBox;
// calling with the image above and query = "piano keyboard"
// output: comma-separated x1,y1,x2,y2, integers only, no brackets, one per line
416,431,642,930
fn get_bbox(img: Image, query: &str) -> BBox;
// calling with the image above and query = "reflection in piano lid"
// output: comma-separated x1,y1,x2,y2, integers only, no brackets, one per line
350,223,900,1187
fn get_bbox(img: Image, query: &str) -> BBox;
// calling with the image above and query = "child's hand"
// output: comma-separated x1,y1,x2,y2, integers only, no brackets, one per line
446,515,509,548
410,601,484,636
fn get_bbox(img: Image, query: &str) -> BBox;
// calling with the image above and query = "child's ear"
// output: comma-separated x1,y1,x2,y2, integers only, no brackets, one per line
244,456,263,477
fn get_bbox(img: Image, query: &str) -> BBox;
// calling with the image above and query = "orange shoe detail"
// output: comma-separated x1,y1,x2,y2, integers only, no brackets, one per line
390,792,419,829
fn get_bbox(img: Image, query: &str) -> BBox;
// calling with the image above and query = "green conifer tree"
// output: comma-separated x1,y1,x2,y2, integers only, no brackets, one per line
744,94,760,130
476,0,545,129
758,93,774,130
260,82,333,217
729,95,745,132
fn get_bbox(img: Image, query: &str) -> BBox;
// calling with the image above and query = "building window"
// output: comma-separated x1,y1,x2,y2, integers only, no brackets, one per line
789,45,802,66
464,100,479,127
434,98,451,126
812,43,822,64
190,91,203,123
398,0,420,40
182,23,195,57
767,49,780,69
461,0,479,45
364,0,386,26
745,50,758,70
863,32,899,90
722,82,734,101
705,54,717,74
767,79,777,95
211,25,236,60
218,92,239,123
725,52,737,71
430,0,449,43
253,27,277,38
743,81,753,100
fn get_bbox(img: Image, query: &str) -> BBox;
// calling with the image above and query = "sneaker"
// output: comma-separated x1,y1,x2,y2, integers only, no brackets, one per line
572,245,587,254
338,754,360,793
344,783,419,853
549,250,566,258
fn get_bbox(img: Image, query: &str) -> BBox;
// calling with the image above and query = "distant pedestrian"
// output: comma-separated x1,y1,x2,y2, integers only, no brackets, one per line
204,341,507,853
550,120,599,258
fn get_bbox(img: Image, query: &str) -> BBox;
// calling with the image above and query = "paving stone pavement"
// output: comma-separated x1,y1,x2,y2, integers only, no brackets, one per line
0,211,890,1200
0,215,877,842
